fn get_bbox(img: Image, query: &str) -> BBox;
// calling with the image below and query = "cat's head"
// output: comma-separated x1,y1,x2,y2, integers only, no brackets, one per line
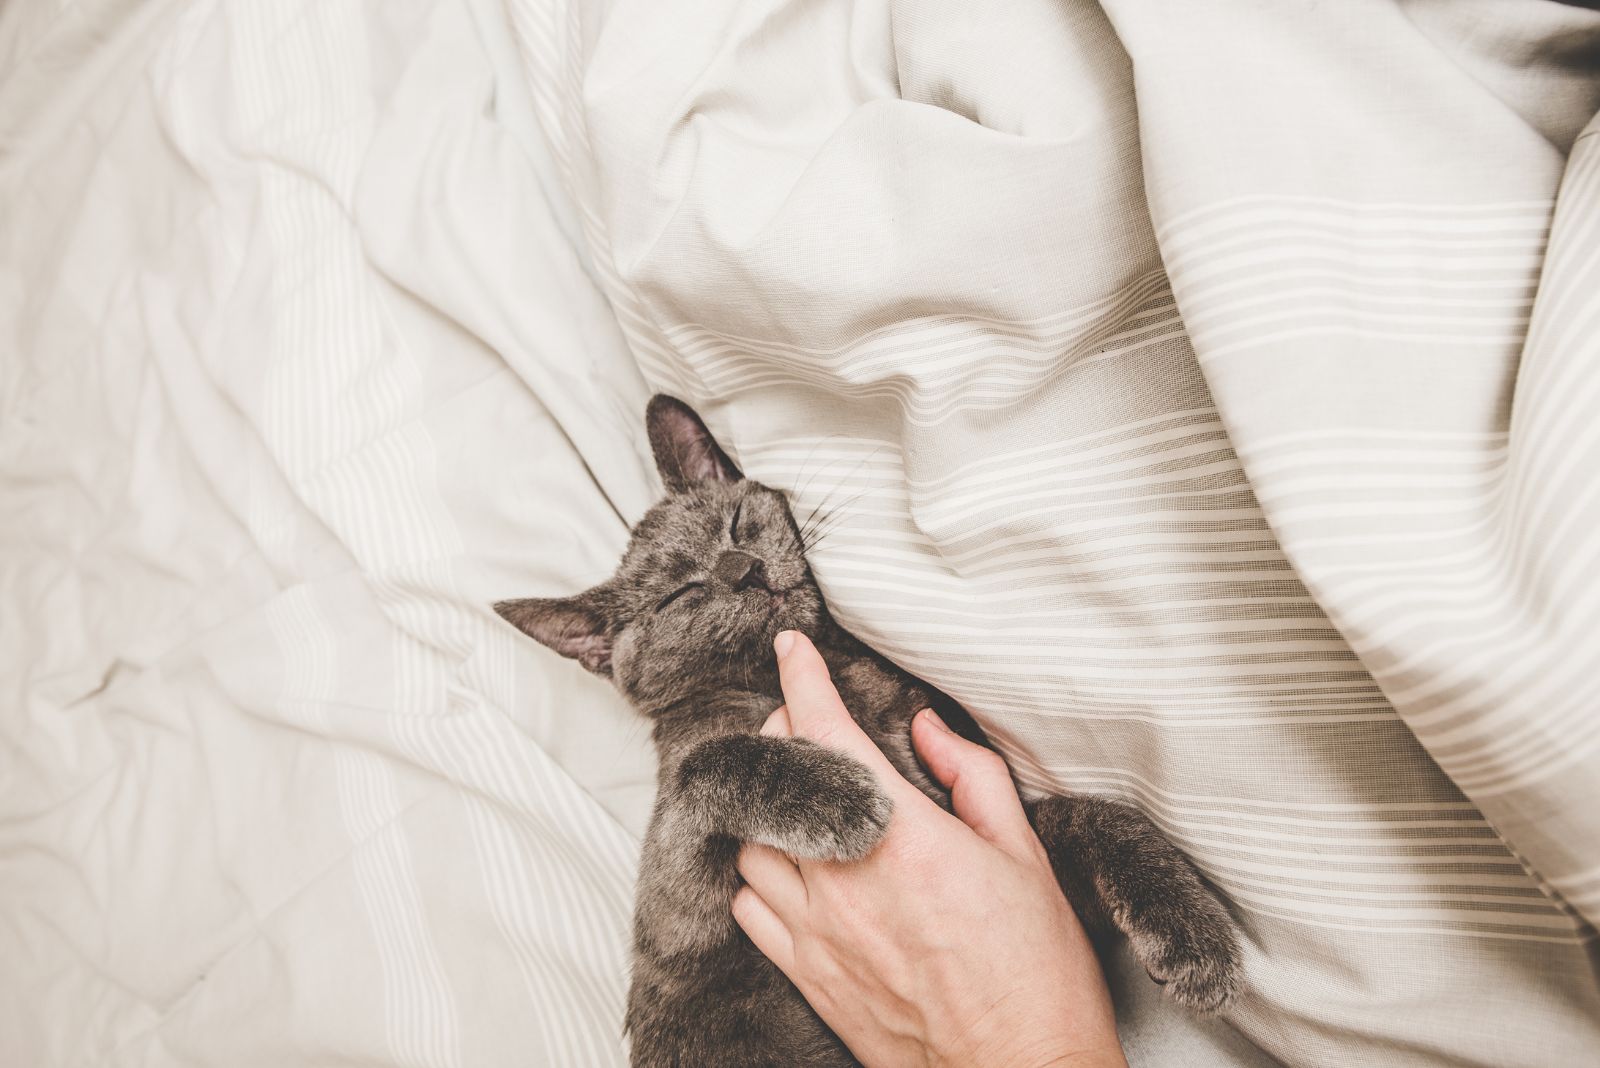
494,395,824,711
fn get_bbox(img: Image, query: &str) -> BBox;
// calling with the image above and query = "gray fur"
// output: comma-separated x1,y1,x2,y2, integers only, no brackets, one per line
496,395,1243,1067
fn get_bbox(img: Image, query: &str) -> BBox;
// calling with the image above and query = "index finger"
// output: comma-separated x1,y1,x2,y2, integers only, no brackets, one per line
774,630,899,781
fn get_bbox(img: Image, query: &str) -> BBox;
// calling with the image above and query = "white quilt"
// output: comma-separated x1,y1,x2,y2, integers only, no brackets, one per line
3,1,656,1064
3,1,1599,1066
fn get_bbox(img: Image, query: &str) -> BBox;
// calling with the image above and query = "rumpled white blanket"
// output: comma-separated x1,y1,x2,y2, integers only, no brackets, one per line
3,0,1597,1066
515,0,1600,1062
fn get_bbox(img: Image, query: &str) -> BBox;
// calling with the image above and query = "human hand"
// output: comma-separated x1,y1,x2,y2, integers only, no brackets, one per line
731,631,1128,1068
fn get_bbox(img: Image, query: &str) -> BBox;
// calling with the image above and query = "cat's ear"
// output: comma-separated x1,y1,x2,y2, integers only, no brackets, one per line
646,394,742,493
493,593,614,676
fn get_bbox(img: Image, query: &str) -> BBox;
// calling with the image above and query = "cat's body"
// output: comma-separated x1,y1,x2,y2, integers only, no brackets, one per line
627,628,955,1067
497,396,1242,1068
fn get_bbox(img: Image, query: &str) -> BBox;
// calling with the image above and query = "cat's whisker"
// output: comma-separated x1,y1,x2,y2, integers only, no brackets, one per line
786,434,847,507
797,496,829,544
802,485,876,553
807,448,884,511
793,454,869,548
788,455,857,549
793,444,885,546
798,486,859,550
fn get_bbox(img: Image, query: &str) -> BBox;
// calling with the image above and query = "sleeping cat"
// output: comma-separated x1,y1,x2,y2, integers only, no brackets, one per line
495,395,1242,1068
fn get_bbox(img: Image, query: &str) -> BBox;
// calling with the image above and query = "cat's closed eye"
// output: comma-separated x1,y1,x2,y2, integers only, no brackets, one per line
729,499,745,543
656,582,705,612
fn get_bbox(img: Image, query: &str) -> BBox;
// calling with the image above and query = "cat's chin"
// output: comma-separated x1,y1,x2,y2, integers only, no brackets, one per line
768,587,822,635
708,589,822,669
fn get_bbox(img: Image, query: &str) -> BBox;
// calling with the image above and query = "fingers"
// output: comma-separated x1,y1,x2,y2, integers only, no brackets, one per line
737,843,807,918
912,708,1039,860
731,886,795,974
774,631,897,779
759,705,792,737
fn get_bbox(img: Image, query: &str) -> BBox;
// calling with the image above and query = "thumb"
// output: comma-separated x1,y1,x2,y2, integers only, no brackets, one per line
774,630,900,783
912,708,1038,859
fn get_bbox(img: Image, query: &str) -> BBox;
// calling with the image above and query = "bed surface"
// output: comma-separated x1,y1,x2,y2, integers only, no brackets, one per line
3,1,1598,1065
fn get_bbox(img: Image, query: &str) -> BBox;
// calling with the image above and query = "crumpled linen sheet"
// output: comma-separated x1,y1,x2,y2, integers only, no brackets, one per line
3,1,655,1065
2,0,1598,1066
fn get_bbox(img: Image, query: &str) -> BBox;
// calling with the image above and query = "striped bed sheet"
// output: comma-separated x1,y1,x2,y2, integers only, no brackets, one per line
511,0,1600,1064
2,1,1597,1067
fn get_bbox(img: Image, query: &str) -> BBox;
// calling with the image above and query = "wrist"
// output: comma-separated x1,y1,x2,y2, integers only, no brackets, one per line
989,1045,1126,1068
1031,1050,1128,1068
945,1026,1126,1068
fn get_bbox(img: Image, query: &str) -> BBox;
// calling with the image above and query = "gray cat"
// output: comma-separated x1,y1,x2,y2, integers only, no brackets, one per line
496,396,1242,1068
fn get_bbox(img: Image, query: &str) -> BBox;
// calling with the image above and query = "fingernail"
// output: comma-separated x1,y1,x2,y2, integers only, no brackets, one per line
920,708,951,733
774,630,797,658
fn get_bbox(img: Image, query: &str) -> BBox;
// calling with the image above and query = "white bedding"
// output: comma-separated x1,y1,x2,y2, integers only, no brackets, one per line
3,1,1598,1066
3,1,655,1063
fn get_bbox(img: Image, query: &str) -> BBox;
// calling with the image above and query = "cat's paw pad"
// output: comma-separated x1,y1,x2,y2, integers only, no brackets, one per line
1124,898,1243,1013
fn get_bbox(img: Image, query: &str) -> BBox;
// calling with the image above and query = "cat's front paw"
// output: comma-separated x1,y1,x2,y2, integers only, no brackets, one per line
1120,884,1242,1013
676,734,893,862
763,740,893,862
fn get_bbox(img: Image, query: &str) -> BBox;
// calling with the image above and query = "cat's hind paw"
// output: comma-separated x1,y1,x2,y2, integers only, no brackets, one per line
1136,918,1242,1013
1120,879,1243,1013
1033,795,1244,1015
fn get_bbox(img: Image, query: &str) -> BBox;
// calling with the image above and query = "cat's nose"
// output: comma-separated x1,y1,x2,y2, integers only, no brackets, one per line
713,550,769,592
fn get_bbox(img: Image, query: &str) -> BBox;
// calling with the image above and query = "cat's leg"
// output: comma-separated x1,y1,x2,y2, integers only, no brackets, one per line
674,734,893,862
1028,795,1243,1013
626,737,878,1068
628,827,854,1068
631,732,890,963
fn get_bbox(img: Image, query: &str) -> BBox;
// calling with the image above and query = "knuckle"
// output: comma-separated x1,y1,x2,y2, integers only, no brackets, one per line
807,722,848,750
814,874,865,919
972,748,1009,777
970,744,1002,766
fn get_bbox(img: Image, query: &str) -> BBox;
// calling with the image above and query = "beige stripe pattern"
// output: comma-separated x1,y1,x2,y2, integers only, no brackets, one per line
505,0,1600,1064
4,0,1597,1066
221,4,642,1065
